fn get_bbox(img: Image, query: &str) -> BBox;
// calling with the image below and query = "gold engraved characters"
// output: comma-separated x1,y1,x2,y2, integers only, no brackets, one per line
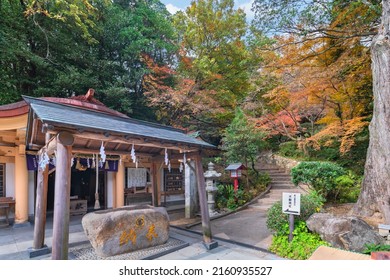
146,224,158,242
119,229,137,246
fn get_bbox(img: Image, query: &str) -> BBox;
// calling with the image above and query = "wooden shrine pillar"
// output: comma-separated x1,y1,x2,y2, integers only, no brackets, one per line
150,161,158,207
194,155,218,249
116,162,125,208
51,132,74,260
32,165,49,249
32,133,50,251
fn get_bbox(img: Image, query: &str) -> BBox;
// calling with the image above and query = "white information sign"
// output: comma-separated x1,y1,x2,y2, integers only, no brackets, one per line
282,192,301,215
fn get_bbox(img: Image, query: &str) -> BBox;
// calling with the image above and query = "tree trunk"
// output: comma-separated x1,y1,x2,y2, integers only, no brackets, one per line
353,0,390,224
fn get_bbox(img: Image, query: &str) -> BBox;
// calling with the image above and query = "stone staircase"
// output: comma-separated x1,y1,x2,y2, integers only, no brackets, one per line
248,163,305,211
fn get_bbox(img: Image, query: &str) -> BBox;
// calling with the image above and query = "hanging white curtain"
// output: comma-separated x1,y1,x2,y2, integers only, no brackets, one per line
127,168,147,188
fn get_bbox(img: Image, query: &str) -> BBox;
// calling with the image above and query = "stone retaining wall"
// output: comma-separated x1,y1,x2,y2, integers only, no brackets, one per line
258,151,301,172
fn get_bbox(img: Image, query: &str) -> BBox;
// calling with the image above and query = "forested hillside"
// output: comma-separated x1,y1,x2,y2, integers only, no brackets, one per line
1,0,378,167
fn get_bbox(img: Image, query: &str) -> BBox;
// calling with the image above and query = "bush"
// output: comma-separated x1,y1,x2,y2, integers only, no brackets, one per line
269,221,329,260
334,172,361,203
266,191,325,235
216,184,251,211
278,141,305,158
291,161,346,200
362,243,390,255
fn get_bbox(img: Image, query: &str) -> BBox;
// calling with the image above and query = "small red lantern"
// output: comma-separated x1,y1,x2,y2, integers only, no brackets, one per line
225,163,246,192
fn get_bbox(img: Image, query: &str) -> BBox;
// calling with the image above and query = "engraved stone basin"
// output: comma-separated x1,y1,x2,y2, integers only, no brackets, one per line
81,205,170,257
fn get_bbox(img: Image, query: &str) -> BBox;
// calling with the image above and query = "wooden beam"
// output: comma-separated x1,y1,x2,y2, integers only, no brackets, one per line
194,155,213,244
29,118,38,147
152,151,201,161
114,143,121,151
51,132,74,260
38,132,73,156
33,164,49,249
72,147,154,158
47,129,200,151
85,139,93,148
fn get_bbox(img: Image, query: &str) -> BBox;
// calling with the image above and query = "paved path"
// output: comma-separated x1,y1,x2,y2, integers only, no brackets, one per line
190,161,305,249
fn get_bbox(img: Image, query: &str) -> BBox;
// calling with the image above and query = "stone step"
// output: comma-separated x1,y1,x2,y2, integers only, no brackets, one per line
258,168,286,172
271,179,294,185
269,175,293,180
270,182,296,188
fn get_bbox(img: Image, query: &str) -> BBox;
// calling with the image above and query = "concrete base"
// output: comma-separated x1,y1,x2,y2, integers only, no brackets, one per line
28,245,51,258
203,240,218,250
12,221,31,229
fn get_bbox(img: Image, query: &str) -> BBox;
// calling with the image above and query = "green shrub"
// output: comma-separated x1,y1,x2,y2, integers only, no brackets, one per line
278,141,305,158
269,221,329,260
362,243,390,255
215,184,251,210
248,169,271,189
266,191,325,235
334,172,361,203
291,161,346,200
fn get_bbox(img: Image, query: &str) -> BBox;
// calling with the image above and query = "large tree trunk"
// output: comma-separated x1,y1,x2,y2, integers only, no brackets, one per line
353,0,390,224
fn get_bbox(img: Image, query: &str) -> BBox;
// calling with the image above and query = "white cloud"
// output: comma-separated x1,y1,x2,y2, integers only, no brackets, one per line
239,0,255,21
166,3,182,15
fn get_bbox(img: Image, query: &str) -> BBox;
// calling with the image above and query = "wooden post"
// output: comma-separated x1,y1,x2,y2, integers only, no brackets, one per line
32,165,49,249
150,161,158,206
288,214,294,242
194,155,215,247
33,133,50,250
116,162,125,207
51,132,74,260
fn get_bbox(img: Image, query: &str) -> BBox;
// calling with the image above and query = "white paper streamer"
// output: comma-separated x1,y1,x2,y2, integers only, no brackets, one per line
87,158,90,168
164,148,169,166
168,160,171,172
179,162,183,173
131,144,136,163
100,141,106,163
38,151,50,171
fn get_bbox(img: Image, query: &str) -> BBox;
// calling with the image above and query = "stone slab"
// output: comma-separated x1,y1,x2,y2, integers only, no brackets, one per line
82,205,170,257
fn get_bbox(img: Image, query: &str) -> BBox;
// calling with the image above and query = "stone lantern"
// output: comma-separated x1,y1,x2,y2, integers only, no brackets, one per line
204,162,221,216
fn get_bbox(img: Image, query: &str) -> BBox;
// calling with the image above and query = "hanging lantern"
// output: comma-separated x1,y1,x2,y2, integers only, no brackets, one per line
183,152,187,163
105,160,109,169
135,157,139,169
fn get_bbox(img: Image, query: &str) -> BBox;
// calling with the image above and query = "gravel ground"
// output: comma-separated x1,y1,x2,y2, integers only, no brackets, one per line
69,238,188,260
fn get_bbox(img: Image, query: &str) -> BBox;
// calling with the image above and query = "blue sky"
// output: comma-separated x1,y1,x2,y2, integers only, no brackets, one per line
160,0,255,20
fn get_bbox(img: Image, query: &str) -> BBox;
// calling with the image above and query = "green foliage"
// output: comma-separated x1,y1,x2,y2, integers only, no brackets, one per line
216,184,245,210
334,172,361,203
278,141,305,158
266,191,325,235
0,0,176,121
291,161,347,200
362,243,390,255
269,221,329,260
222,107,267,169
248,169,271,189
